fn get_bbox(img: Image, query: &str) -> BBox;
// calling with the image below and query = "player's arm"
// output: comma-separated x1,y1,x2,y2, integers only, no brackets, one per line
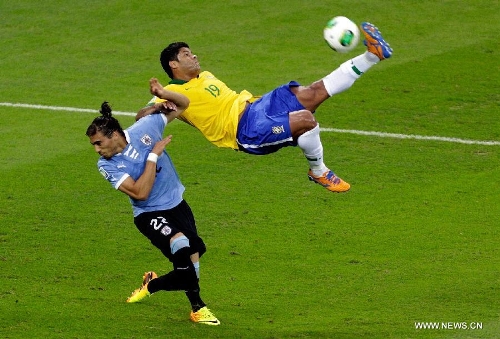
136,102,175,122
136,78,189,122
117,135,172,200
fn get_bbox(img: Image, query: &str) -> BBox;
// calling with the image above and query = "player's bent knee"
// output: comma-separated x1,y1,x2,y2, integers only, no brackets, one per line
172,246,193,266
170,234,190,255
289,110,318,138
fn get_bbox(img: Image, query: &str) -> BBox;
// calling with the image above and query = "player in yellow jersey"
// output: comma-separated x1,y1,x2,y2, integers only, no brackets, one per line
137,22,393,193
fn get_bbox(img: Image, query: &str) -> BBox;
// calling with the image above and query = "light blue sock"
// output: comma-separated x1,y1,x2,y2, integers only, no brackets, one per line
193,261,200,279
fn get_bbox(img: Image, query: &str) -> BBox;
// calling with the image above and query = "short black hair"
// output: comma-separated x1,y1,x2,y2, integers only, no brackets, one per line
160,42,190,79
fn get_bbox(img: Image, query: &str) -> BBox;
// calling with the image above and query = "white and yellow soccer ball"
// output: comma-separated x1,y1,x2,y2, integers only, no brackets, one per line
323,16,360,53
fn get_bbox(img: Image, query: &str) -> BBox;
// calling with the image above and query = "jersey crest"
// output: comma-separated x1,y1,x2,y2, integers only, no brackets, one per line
140,134,153,146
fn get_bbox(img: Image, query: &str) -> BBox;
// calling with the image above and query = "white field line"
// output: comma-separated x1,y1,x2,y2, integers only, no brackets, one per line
321,128,500,146
2,102,500,146
0,102,136,117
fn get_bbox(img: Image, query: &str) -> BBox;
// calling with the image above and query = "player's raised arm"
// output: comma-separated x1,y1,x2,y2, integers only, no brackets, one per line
150,78,190,111
136,78,190,122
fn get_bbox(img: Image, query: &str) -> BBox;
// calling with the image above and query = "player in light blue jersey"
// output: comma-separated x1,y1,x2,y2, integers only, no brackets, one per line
94,106,185,217
86,98,220,325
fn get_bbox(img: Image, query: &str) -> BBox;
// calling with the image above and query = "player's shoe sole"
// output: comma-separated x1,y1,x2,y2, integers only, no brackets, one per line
308,169,350,192
190,306,221,325
126,271,157,303
361,22,393,60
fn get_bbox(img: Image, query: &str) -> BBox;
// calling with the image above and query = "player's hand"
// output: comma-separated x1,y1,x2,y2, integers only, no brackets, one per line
150,78,164,97
157,101,178,113
151,135,173,155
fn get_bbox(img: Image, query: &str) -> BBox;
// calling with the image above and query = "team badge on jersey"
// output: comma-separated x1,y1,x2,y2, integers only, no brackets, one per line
140,134,153,146
160,226,172,236
271,125,285,134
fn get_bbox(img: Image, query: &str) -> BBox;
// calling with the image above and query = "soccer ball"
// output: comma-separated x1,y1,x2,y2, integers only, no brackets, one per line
323,16,360,53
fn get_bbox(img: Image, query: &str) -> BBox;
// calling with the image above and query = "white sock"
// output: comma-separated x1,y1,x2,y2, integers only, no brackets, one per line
297,124,328,176
350,51,380,74
323,52,379,96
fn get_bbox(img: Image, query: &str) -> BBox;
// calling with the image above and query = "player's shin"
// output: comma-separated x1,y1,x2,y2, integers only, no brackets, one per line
297,125,328,176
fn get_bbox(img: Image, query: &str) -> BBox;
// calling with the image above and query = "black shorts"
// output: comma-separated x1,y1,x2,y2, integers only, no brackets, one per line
133,200,206,261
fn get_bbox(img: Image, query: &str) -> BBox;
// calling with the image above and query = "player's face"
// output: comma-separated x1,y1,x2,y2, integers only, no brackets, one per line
175,47,200,76
89,131,121,159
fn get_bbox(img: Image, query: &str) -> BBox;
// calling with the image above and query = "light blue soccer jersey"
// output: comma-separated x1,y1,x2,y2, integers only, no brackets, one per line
96,113,185,217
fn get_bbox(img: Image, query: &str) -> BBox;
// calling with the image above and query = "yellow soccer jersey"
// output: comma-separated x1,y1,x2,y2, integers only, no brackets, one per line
149,71,254,149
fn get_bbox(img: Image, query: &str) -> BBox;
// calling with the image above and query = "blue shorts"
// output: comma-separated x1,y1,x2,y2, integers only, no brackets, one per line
236,81,305,155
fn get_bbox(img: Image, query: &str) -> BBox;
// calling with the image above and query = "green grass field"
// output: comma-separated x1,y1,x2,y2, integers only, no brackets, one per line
1,1,499,338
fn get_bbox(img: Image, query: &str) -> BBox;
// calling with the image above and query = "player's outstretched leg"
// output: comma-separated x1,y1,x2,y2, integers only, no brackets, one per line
322,22,393,96
361,22,393,60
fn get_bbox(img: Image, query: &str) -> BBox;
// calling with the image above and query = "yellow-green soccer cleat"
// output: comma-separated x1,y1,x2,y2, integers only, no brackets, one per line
190,306,221,325
126,271,157,303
